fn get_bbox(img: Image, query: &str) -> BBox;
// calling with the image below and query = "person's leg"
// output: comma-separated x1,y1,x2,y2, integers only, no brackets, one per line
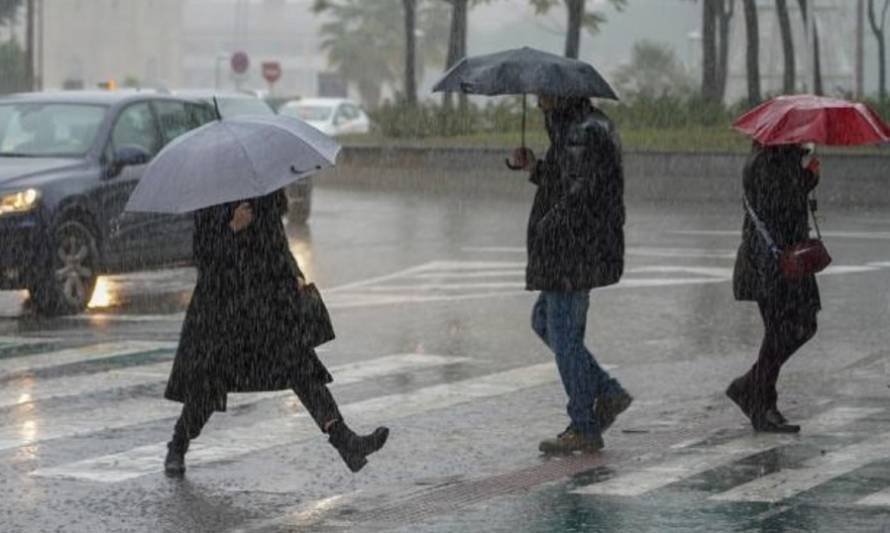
165,402,214,476
545,291,599,438
292,378,388,473
759,306,818,411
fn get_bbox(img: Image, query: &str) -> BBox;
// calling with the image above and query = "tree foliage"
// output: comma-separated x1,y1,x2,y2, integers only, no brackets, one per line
614,40,694,101
313,0,448,108
529,0,627,58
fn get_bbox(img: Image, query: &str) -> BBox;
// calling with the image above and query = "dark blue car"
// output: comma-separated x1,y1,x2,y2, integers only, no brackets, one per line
0,91,218,314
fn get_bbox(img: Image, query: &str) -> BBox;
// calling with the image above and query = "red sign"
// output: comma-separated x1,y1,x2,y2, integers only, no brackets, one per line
262,62,282,84
230,51,249,74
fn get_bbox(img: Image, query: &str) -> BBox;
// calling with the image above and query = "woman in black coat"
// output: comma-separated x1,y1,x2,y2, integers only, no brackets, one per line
727,143,821,433
163,189,388,476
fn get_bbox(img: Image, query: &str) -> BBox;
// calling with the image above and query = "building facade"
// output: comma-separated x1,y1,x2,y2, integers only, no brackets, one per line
41,0,184,90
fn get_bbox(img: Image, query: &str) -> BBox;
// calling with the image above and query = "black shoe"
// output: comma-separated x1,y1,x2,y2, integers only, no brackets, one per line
164,442,186,477
596,390,633,433
726,377,754,421
767,407,789,425
328,421,389,473
752,410,801,433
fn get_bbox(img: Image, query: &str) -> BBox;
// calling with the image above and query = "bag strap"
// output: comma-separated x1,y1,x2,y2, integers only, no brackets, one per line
808,195,823,240
743,196,782,258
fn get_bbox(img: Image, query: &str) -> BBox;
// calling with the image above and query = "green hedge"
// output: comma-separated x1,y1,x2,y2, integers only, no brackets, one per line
370,94,890,140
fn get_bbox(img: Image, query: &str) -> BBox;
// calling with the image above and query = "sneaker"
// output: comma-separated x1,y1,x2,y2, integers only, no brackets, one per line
596,390,633,432
539,428,604,454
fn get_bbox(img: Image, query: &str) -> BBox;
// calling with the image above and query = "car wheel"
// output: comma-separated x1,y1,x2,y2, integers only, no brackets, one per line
30,219,99,316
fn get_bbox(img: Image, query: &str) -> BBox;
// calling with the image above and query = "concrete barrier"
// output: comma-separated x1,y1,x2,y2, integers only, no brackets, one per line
321,146,890,206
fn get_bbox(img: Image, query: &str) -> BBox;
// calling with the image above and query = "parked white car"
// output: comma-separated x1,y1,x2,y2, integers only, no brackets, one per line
278,98,371,136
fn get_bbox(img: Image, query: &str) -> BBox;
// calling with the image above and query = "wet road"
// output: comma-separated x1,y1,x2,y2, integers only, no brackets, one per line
2,182,890,532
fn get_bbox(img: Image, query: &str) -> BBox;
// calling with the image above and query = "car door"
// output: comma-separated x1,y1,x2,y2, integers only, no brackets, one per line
99,101,168,270
150,99,216,263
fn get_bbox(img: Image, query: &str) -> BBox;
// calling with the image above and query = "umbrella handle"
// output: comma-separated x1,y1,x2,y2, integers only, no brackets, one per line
505,158,524,170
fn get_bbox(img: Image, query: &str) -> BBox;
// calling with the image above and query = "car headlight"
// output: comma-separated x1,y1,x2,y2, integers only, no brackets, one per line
0,189,41,215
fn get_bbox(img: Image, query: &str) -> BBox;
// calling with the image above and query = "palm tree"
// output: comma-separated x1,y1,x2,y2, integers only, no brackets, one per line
529,0,626,59
403,0,418,105
0,0,22,28
702,0,735,103
313,0,448,108
742,0,761,105
776,0,795,93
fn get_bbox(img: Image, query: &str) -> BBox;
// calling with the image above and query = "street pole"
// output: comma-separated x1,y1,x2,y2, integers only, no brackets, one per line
855,0,865,98
37,0,44,90
25,0,34,90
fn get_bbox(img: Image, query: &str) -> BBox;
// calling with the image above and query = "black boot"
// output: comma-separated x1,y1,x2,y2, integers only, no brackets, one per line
327,421,389,473
164,440,187,477
726,376,754,422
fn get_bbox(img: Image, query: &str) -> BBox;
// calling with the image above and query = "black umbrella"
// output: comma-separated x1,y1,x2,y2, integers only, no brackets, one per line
432,46,619,160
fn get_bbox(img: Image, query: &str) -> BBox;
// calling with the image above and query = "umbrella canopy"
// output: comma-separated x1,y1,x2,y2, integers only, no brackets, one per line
732,95,890,146
125,115,340,214
432,46,618,99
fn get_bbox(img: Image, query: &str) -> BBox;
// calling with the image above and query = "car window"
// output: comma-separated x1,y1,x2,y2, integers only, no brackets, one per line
0,103,106,157
154,100,213,144
341,104,360,121
111,102,161,157
217,97,275,118
288,105,334,122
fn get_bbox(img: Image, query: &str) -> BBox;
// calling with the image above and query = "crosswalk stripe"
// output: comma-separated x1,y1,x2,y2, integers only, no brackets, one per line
856,488,890,507
0,336,54,346
2,352,461,409
0,340,176,377
0,354,471,451
571,407,882,498
710,431,890,503
30,362,558,482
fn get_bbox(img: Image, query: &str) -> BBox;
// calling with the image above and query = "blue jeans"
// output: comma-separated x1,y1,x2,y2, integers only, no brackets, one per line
532,291,621,437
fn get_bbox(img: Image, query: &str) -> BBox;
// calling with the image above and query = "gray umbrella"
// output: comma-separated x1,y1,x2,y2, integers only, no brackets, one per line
432,46,619,99
124,115,340,214
432,47,618,158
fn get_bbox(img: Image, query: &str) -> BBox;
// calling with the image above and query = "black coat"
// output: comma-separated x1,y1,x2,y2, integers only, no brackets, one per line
526,101,625,292
733,145,821,311
165,190,332,412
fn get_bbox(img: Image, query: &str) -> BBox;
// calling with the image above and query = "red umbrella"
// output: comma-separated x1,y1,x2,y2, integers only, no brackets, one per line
732,95,890,146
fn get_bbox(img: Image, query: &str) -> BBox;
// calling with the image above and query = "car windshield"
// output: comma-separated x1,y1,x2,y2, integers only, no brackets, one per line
287,105,334,122
0,103,107,157
217,97,275,118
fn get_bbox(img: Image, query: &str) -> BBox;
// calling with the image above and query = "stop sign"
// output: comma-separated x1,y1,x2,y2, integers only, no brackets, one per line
262,62,282,84
230,51,249,74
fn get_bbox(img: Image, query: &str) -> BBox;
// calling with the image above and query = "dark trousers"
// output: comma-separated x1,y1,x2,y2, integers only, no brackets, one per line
741,299,818,412
531,291,622,437
170,378,342,452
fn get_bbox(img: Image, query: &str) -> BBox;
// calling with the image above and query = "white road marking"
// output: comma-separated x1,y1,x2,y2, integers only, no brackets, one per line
31,363,559,482
0,340,176,377
572,407,882,498
0,336,54,346
0,354,471,451
856,488,890,507
710,431,890,503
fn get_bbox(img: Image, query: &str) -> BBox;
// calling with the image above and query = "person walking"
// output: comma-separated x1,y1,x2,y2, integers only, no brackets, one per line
163,189,388,476
508,96,633,454
727,143,822,433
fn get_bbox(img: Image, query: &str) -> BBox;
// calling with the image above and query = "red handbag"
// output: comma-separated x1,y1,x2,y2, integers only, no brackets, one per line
779,239,832,280
744,196,832,280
